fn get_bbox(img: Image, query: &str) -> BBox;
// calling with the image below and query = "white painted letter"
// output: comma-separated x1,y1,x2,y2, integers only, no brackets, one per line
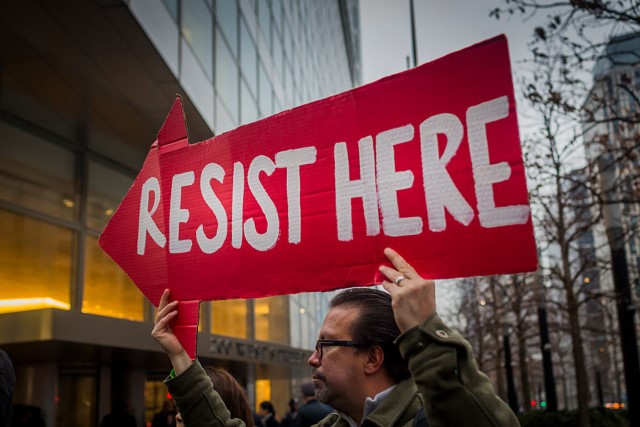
231,162,245,249
466,96,529,228
244,155,279,251
137,177,166,255
376,124,422,236
334,137,379,241
169,172,195,253
275,146,317,244
420,113,474,231
197,163,227,254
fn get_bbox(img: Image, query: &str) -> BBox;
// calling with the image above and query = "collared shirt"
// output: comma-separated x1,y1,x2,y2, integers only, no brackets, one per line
340,384,398,427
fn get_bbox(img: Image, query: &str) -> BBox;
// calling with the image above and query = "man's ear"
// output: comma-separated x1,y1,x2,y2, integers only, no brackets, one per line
363,345,385,375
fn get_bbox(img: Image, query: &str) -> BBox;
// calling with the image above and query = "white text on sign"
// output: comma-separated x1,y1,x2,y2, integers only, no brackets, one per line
137,96,529,255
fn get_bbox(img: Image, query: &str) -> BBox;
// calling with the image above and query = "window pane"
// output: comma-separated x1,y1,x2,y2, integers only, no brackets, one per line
0,209,72,313
211,300,247,338
258,62,272,118
273,34,283,82
216,30,239,123
216,98,237,134
240,17,257,96
257,0,271,47
83,236,144,321
0,121,76,220
254,296,288,343
216,0,238,58
182,0,213,80
241,79,258,125
87,161,134,231
163,0,179,21
271,0,282,35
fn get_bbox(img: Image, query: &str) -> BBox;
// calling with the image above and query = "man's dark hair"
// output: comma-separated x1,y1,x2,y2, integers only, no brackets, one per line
329,287,410,382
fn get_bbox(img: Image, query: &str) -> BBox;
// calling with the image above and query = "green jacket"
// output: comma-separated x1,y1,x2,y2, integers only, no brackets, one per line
166,314,519,427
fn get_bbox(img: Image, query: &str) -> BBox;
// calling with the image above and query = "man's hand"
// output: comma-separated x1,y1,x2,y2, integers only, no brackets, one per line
151,289,192,374
379,248,436,333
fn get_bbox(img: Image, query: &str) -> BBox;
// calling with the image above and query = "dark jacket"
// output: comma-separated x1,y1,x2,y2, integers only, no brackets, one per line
0,350,16,427
166,314,519,427
294,400,333,427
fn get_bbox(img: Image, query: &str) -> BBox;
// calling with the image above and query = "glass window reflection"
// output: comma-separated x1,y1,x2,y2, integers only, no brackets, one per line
83,236,144,321
87,161,134,231
273,35,283,82
0,209,72,313
0,121,76,220
216,0,238,58
258,62,272,118
162,0,179,21
216,30,239,123
182,0,213,80
254,296,288,344
240,17,257,97
241,79,258,125
210,300,247,338
257,0,271,47
271,0,282,34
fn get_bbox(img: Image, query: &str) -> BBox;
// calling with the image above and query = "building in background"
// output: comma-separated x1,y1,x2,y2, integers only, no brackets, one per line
583,31,640,305
581,31,640,407
0,0,360,426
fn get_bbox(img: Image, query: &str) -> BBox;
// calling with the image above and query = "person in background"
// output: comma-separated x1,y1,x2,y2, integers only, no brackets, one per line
258,401,279,427
153,248,519,426
279,398,298,427
11,405,46,427
204,367,255,427
151,400,176,427
0,349,15,427
173,366,255,427
99,400,136,427
293,383,332,427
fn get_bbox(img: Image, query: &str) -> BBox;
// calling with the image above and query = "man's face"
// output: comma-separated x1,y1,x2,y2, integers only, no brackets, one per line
307,305,368,413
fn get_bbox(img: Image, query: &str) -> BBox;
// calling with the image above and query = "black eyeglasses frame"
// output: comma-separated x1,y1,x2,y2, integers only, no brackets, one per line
314,339,367,359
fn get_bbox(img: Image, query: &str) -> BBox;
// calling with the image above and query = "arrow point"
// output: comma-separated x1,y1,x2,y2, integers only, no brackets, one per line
157,95,189,150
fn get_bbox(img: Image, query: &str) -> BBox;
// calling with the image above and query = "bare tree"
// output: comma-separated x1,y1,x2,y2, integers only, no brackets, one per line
490,2,640,425
519,41,603,426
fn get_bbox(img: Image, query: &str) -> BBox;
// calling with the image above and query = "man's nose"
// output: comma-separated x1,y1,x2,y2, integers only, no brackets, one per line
308,349,320,366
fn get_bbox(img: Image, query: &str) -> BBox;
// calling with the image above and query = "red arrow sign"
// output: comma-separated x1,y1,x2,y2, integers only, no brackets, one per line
99,35,537,357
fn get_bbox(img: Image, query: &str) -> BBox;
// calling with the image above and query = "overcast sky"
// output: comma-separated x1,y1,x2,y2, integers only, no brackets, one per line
359,0,542,84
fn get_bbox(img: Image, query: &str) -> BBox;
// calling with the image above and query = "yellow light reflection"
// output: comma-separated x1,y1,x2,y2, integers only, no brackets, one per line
211,300,248,338
0,297,70,314
82,236,143,321
254,296,288,344
255,379,271,411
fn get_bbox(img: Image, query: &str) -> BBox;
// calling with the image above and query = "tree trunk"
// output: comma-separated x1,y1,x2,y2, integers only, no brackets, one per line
512,276,532,411
489,278,506,399
565,283,591,427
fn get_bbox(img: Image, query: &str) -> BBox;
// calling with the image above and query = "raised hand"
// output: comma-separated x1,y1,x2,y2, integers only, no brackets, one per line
379,248,436,333
151,289,192,374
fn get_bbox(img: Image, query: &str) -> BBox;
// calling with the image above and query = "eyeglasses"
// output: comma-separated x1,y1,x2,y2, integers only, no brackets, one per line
314,339,366,360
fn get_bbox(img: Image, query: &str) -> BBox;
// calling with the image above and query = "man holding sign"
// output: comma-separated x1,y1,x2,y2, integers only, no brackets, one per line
152,248,519,427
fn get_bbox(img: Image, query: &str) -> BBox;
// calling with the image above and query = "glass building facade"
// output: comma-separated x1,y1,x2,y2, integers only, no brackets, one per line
0,1,360,426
